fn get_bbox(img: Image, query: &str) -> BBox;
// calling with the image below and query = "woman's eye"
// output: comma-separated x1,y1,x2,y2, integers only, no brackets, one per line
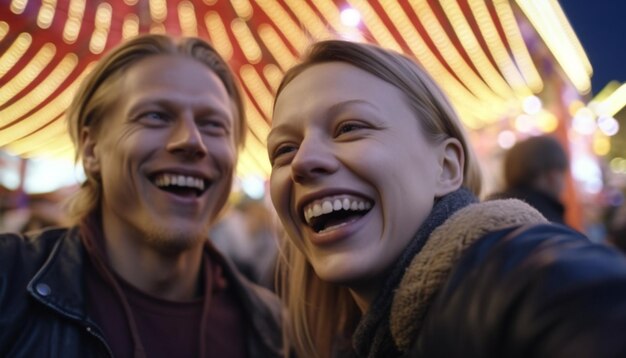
271,145,297,164
336,122,365,135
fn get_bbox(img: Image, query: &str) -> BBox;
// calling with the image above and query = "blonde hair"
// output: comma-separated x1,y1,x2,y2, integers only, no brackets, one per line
65,34,246,224
274,40,482,357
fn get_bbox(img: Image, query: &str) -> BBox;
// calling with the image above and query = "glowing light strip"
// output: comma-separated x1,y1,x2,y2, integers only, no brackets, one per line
0,32,32,80
240,65,274,118
21,134,74,158
347,0,402,52
242,93,270,141
494,0,543,92
262,64,283,93
255,0,309,54
0,54,80,134
0,21,8,41
467,0,531,97
204,12,233,61
238,126,272,177
600,83,626,117
516,0,591,93
379,1,491,124
592,81,620,103
242,126,271,166
5,115,67,155
242,132,271,175
441,1,514,98
258,24,298,71
63,0,86,44
37,0,57,29
94,2,112,33
0,68,82,146
0,43,56,107
237,147,268,178
231,0,253,20
311,0,354,34
149,0,167,23
42,144,76,161
231,19,262,64
410,1,505,106
10,0,28,14
236,150,258,178
89,2,112,54
150,22,165,34
178,1,198,37
551,0,592,74
122,13,140,39
284,0,332,40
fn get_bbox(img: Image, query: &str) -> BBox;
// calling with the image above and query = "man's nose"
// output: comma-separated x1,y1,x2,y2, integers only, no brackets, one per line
166,115,208,159
290,135,339,183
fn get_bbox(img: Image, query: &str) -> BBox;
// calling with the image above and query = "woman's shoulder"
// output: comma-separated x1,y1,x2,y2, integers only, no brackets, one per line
412,220,626,357
390,199,548,351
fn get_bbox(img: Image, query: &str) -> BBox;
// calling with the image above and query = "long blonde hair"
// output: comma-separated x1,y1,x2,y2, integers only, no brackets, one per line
65,34,246,225
274,40,482,357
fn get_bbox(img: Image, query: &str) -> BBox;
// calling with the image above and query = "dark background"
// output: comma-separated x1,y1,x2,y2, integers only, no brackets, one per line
560,1,626,95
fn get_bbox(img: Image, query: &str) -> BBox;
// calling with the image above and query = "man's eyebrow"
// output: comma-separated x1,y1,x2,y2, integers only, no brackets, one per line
128,96,232,117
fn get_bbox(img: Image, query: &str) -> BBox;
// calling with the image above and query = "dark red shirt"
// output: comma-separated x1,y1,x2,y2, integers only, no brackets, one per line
84,246,247,358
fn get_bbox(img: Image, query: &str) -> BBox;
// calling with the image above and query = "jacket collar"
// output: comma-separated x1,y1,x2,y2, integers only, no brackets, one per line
390,199,547,352
27,227,89,322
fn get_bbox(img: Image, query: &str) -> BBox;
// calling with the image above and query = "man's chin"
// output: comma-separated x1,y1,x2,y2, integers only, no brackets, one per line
144,227,208,255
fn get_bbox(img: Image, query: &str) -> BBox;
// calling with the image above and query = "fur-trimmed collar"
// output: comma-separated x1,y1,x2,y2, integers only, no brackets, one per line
390,199,547,351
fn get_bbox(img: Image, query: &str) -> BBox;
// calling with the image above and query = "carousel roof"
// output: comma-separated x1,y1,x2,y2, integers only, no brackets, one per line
0,0,608,179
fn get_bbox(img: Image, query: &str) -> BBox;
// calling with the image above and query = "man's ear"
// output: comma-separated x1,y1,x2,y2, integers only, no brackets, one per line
81,128,101,176
435,137,464,197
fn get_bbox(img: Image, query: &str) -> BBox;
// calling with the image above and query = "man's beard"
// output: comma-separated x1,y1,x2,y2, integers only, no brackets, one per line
142,223,209,255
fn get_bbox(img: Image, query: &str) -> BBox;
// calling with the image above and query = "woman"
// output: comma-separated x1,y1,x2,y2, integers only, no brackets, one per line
267,40,626,358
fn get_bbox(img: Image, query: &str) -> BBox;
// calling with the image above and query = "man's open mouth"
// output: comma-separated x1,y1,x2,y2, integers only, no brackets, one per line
152,173,209,198
302,195,373,233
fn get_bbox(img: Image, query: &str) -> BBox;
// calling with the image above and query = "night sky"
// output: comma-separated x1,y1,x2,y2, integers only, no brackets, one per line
560,1,626,95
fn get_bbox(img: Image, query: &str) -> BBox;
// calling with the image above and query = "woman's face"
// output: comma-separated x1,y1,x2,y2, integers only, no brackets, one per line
268,62,458,290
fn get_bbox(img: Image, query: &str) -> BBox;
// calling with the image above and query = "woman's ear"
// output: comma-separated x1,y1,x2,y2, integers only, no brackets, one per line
435,137,464,197
81,128,101,176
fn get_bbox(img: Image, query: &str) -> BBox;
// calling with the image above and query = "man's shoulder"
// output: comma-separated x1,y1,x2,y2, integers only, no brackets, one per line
1,226,70,247
0,227,74,269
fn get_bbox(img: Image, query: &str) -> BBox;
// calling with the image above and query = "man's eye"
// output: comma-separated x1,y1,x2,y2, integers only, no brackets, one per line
139,111,168,123
198,118,229,135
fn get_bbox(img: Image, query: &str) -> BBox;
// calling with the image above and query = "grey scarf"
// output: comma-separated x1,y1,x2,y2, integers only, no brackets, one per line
352,187,477,357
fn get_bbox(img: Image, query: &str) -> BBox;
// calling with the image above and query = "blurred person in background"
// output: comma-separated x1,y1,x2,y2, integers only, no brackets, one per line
268,39,626,358
604,197,626,252
0,34,285,358
210,196,279,290
489,135,569,225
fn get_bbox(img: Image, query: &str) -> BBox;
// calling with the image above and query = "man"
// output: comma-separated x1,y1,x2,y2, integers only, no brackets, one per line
489,135,569,224
0,34,284,357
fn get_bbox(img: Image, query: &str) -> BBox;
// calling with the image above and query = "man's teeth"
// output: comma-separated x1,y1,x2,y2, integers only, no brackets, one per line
154,173,205,191
304,197,372,225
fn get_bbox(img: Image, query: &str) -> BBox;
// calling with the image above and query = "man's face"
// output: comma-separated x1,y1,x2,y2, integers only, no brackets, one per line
83,55,237,253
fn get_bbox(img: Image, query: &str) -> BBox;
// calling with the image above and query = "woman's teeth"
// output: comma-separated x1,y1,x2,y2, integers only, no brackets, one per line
303,196,372,225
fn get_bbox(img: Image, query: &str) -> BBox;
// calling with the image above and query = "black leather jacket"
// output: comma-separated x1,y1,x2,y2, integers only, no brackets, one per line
415,224,626,357
0,227,285,357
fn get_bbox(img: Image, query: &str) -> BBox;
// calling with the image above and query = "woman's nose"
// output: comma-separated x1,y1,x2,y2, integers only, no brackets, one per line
290,135,338,183
166,116,208,159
